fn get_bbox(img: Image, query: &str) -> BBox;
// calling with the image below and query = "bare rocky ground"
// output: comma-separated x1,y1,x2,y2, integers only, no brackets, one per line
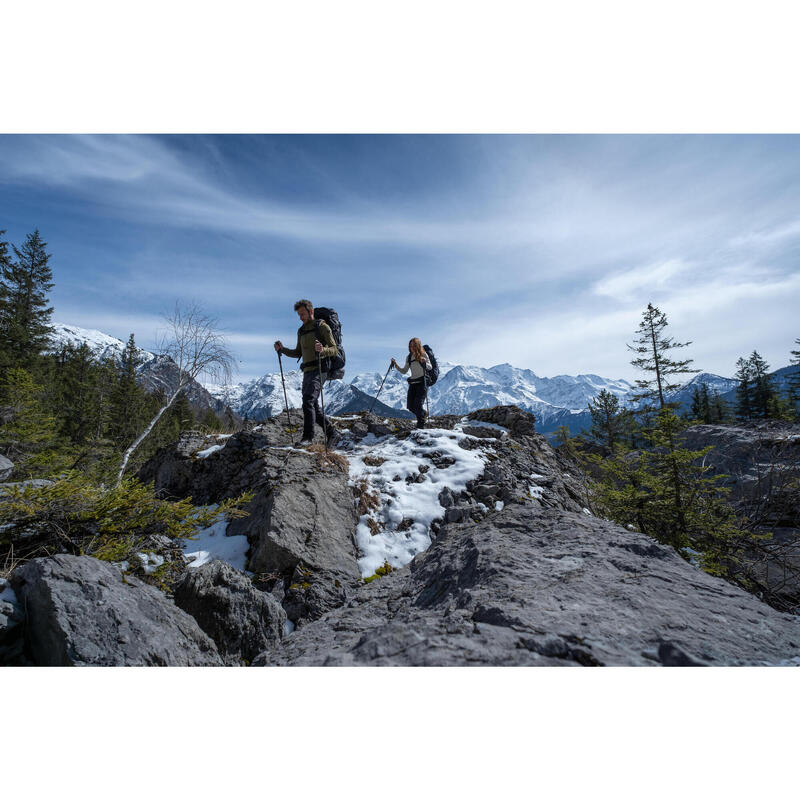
3,407,799,666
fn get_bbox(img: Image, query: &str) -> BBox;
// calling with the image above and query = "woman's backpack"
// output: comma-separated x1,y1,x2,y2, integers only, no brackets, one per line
423,344,439,386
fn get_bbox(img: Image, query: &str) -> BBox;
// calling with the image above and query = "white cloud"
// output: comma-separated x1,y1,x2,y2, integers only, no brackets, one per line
593,259,690,299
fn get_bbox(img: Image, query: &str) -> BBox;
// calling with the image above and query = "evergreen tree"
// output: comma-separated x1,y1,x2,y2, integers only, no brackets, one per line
689,383,714,424
0,367,69,478
710,390,729,424
0,229,55,369
109,334,148,448
789,338,800,419
55,343,101,445
627,303,698,411
590,407,748,576
200,408,223,431
734,357,753,422
690,387,702,421
586,389,630,452
224,406,236,432
747,351,775,418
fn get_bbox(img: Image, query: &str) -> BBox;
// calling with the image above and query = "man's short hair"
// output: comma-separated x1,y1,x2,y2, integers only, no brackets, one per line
294,299,313,313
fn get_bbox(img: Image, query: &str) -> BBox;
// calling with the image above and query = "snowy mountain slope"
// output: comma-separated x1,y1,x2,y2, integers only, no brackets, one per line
48,323,156,364
49,323,236,419
205,359,636,432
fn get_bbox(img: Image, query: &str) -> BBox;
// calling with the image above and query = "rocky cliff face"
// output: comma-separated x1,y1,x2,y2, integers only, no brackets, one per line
4,407,800,666
681,421,800,611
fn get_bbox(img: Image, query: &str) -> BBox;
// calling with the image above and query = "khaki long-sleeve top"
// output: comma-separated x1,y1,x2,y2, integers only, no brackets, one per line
281,319,337,372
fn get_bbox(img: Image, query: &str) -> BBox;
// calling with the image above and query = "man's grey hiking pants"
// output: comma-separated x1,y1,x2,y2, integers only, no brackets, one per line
301,369,329,441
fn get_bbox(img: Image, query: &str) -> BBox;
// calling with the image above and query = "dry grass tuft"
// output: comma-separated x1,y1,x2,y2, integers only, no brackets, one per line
306,443,349,472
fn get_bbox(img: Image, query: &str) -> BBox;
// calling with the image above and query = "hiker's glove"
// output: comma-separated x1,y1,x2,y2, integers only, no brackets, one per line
274,341,283,352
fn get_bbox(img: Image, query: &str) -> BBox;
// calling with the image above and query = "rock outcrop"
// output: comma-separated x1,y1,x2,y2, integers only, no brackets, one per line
0,455,13,482
5,405,785,667
9,555,223,666
173,560,286,665
681,422,800,610
254,505,800,666
138,416,361,625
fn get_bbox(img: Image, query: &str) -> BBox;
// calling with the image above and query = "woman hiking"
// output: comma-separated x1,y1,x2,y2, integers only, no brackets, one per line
391,338,432,429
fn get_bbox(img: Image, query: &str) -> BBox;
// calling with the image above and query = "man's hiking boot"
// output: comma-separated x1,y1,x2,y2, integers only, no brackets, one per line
298,438,313,446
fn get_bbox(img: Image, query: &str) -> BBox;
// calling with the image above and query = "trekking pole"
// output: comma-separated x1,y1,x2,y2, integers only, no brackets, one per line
369,362,393,414
277,351,295,445
317,351,328,453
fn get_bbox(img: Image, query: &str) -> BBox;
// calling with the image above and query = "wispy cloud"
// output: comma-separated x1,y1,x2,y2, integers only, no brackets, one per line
593,259,690,299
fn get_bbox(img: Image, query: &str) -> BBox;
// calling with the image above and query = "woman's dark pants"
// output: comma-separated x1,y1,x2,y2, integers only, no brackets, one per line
407,379,427,428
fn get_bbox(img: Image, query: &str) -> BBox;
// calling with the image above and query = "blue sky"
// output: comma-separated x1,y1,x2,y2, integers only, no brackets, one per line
1,134,798,384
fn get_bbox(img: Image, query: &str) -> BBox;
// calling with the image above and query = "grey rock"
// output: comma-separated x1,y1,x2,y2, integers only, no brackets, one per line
10,555,223,666
680,422,800,610
438,487,455,508
1,580,25,665
139,419,361,624
0,455,13,482
254,506,800,666
173,560,286,665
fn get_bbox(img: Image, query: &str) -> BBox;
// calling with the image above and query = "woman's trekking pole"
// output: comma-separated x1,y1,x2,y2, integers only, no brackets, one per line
317,352,328,453
277,351,295,445
369,363,393,414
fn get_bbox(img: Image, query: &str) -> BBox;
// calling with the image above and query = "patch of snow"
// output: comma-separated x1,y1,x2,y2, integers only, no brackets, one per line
582,508,592,516
529,485,545,499
458,418,509,436
136,552,165,575
495,500,505,511
196,444,225,459
115,561,130,572
183,514,249,571
348,426,488,577
284,620,295,635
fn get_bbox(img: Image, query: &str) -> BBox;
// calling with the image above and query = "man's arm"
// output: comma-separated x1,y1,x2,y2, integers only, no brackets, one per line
280,331,302,359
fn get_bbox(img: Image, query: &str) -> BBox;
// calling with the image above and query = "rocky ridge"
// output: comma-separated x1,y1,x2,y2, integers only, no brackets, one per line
2,406,799,666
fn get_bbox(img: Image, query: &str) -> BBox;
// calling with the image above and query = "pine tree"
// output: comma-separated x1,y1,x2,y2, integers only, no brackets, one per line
710,390,728,424
627,303,699,411
587,389,629,452
734,357,753,422
690,387,702,421
0,229,55,369
789,338,800,419
109,334,147,448
55,343,110,445
748,351,775,418
0,367,69,478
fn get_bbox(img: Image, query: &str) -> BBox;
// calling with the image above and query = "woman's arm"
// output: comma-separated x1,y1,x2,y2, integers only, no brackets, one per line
394,355,410,374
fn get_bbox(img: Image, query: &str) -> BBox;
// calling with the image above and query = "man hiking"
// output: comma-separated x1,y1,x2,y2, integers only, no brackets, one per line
274,299,339,447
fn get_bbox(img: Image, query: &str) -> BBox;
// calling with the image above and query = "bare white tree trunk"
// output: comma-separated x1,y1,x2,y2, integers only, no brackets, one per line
115,383,185,485
114,301,235,486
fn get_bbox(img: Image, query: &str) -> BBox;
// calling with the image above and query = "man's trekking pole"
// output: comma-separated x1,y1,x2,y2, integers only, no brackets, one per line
369,362,393,414
317,351,328,453
277,351,295,445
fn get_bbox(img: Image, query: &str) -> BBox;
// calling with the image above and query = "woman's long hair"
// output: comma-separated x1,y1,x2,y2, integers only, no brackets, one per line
408,337,426,363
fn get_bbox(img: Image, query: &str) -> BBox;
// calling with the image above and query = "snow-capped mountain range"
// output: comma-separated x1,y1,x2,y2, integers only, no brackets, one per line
48,323,156,365
204,360,642,434
49,323,746,436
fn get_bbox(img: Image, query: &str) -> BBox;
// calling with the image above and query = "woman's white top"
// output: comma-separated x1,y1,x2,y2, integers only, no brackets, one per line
395,353,431,380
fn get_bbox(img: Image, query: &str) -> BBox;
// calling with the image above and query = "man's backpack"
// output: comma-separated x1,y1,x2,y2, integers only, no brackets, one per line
313,306,346,381
423,344,439,386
